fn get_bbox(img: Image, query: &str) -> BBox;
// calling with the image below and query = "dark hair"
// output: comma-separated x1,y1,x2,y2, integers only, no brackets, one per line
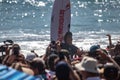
89,51,99,58
12,44,20,56
64,32,72,42
115,43,120,50
31,58,45,74
56,61,71,80
58,49,70,61
47,54,58,71
114,43,120,55
114,55,120,66
104,65,119,80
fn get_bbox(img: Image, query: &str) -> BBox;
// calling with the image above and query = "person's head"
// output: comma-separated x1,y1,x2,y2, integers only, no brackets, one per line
58,49,70,63
17,54,25,63
114,43,120,50
75,56,99,79
89,45,100,57
89,45,108,64
26,53,36,63
75,56,99,73
12,44,21,56
64,32,72,44
30,58,45,75
47,54,59,71
114,55,120,66
104,65,119,80
55,61,71,80
114,43,120,55
96,49,108,64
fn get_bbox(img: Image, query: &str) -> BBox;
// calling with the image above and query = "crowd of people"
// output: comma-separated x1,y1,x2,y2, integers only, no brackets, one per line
0,32,120,80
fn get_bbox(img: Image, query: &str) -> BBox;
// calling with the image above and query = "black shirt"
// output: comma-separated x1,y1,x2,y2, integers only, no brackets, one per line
61,43,78,56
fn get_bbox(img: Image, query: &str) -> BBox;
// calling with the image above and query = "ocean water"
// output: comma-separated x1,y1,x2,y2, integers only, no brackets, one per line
0,0,120,56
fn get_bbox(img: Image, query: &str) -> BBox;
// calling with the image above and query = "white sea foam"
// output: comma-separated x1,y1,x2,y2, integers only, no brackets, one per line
0,0,2,2
25,0,46,7
0,32,120,56
0,0,120,57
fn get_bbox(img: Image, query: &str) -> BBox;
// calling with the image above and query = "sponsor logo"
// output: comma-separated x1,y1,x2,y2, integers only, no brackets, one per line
57,2,70,41
58,10,65,41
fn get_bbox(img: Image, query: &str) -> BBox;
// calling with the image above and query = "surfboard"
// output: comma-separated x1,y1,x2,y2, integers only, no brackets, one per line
50,0,71,42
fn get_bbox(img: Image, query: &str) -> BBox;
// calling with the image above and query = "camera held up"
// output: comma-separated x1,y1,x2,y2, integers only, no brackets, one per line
0,40,14,52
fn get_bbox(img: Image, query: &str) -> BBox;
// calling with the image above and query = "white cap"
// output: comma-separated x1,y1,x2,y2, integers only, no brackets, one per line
26,53,36,61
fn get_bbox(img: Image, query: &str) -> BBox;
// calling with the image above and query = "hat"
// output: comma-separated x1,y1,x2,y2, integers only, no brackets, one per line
26,53,36,61
75,56,99,73
90,45,100,52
